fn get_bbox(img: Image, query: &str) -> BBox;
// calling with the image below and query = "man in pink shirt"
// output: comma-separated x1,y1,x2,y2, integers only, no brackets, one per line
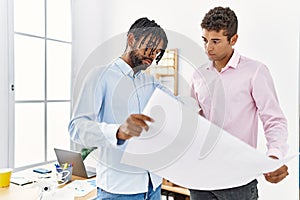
190,6,289,200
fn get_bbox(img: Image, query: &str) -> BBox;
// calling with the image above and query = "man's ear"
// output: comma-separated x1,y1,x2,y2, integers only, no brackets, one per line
230,34,238,46
127,33,135,48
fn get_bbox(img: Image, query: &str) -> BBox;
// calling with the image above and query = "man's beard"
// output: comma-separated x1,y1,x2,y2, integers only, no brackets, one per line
129,50,151,72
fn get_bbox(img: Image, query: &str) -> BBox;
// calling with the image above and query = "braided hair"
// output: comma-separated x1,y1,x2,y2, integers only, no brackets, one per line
201,7,238,41
127,17,168,64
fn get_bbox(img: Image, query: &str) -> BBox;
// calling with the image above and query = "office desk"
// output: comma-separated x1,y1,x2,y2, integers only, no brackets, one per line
161,179,190,200
0,162,96,200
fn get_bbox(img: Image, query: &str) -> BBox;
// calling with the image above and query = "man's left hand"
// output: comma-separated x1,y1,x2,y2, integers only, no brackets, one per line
264,155,289,183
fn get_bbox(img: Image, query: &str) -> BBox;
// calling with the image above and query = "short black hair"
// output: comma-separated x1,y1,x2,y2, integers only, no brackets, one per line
201,7,238,41
127,17,168,64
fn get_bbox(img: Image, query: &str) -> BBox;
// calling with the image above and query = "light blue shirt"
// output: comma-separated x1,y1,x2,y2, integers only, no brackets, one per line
68,58,174,194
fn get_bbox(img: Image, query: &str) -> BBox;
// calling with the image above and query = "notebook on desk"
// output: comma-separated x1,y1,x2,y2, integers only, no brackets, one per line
54,148,96,178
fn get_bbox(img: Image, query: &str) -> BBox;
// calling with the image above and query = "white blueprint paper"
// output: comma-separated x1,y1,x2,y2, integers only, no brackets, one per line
121,88,293,190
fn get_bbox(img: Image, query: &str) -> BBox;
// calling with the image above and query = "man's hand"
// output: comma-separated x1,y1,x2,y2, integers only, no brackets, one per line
264,155,289,183
117,114,154,140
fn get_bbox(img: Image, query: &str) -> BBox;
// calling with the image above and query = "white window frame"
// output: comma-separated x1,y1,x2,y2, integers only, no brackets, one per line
0,0,14,168
1,0,72,168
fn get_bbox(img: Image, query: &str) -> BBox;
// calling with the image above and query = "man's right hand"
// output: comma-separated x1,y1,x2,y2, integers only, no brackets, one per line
117,114,154,140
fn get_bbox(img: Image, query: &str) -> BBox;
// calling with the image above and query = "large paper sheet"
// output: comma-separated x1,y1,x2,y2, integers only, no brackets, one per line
121,88,292,190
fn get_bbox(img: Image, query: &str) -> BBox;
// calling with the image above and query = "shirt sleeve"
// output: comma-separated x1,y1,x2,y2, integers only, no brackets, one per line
68,67,121,148
251,64,289,158
190,70,205,116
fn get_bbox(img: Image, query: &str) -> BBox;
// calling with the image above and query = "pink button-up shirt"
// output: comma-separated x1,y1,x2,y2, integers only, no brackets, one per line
191,50,288,159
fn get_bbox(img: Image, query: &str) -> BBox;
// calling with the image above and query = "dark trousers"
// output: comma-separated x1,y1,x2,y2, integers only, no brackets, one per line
189,179,258,200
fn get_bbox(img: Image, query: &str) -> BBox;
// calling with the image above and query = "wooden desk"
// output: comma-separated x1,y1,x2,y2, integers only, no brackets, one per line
1,163,191,200
0,162,96,200
161,179,190,200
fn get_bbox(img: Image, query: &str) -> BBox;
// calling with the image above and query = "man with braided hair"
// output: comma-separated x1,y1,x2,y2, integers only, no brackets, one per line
69,17,172,199
190,6,289,200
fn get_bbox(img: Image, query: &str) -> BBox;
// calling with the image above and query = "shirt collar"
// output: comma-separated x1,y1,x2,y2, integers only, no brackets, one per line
115,57,142,77
208,50,241,73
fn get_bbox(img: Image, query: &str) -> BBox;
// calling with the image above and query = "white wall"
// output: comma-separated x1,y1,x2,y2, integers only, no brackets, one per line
72,0,299,199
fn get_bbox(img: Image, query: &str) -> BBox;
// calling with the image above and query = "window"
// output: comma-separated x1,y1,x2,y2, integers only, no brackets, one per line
13,0,72,167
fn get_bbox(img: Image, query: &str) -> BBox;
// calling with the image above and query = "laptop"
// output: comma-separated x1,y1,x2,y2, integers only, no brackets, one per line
54,148,96,178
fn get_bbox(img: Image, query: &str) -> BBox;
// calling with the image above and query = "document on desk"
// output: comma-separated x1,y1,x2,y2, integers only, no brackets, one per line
121,88,294,190
66,178,96,197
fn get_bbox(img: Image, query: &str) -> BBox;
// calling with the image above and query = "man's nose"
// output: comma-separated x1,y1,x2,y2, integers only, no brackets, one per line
148,49,157,59
205,42,213,51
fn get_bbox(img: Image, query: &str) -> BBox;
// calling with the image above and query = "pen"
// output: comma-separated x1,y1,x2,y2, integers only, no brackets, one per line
63,163,68,170
55,163,62,172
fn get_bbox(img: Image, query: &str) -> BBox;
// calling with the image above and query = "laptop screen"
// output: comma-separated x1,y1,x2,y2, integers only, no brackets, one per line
54,148,96,178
